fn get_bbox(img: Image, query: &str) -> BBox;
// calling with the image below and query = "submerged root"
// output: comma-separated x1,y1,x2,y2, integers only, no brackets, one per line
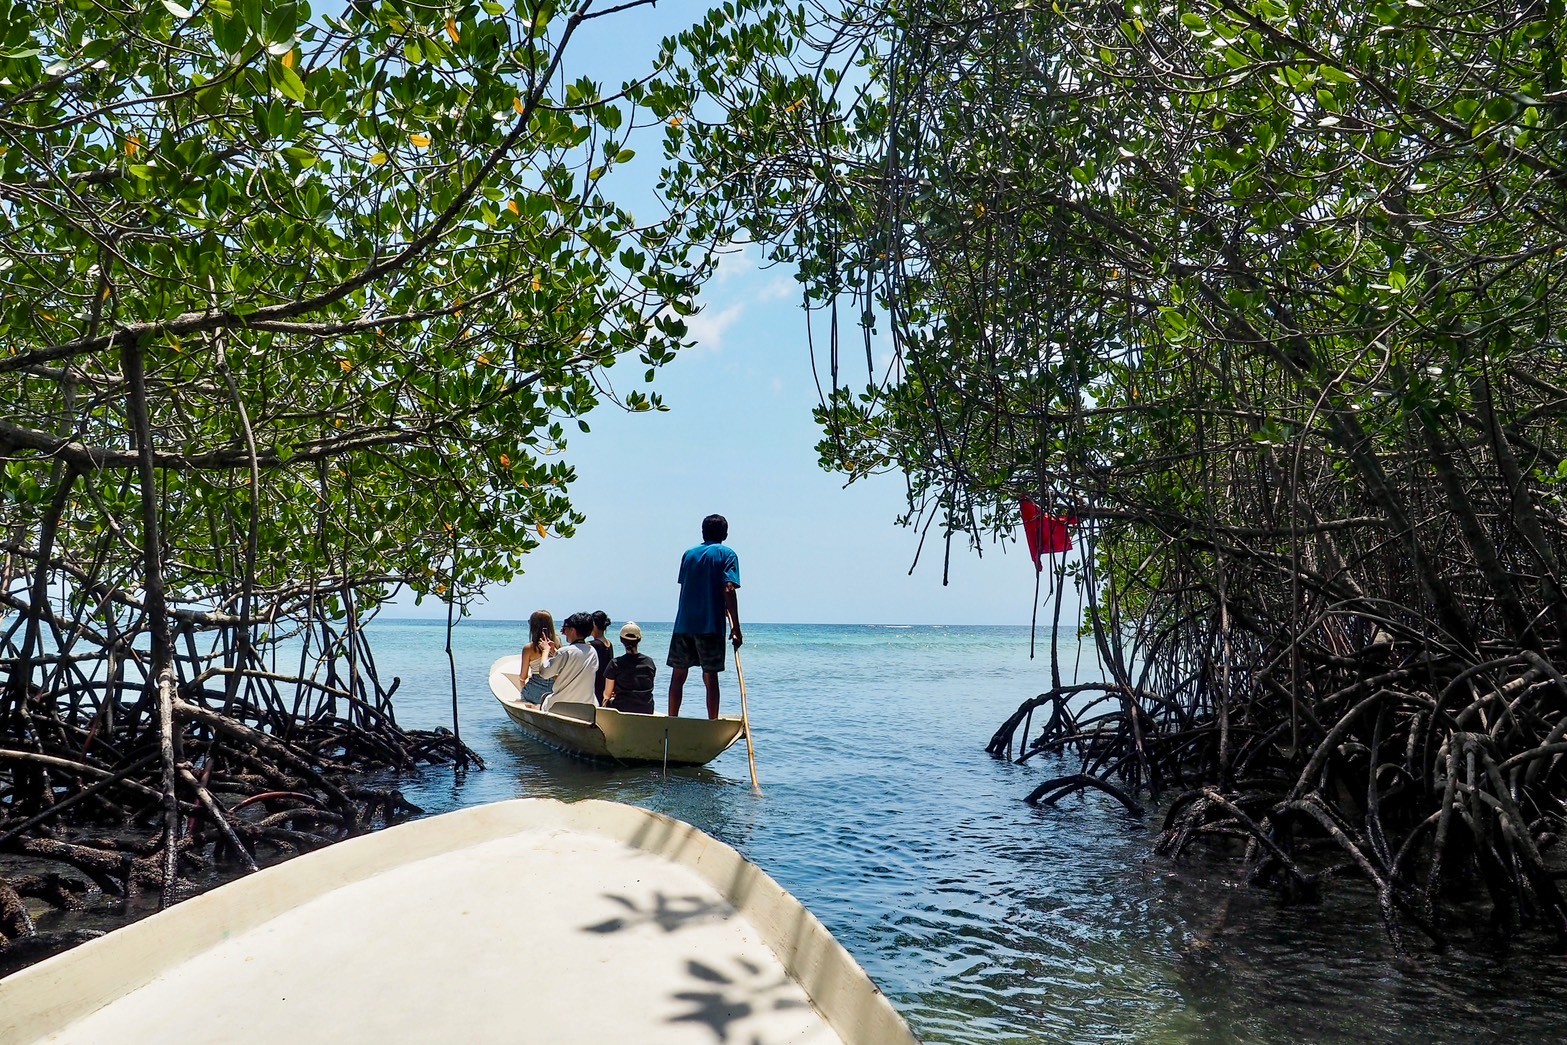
996,648,1567,951
1024,773,1145,816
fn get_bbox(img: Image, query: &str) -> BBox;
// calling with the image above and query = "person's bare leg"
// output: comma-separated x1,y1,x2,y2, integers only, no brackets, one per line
669,665,689,717
703,671,721,720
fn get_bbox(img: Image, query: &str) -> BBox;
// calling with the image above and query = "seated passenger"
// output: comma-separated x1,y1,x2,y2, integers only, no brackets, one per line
603,622,657,715
589,609,614,705
536,612,599,712
518,609,558,705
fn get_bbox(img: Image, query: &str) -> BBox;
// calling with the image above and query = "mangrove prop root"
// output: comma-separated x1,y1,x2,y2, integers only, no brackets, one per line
1024,773,1145,816
995,645,1567,950
0,878,34,942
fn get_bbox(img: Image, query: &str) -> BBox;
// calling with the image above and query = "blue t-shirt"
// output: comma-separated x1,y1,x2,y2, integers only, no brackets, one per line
673,542,740,636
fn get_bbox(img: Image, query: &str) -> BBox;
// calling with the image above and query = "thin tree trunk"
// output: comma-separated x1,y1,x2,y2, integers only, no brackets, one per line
120,336,181,908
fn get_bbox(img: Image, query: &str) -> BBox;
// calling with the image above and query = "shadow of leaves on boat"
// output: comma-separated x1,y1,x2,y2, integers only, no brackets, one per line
582,890,731,935
669,956,811,1042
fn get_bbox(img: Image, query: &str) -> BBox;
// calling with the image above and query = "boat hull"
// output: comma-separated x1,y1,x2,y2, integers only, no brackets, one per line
0,799,919,1044
490,655,743,766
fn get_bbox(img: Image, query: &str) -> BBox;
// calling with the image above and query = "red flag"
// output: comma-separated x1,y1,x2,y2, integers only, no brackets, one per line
1021,498,1072,570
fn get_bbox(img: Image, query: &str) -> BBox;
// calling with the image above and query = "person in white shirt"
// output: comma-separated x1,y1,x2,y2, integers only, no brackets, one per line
536,612,599,712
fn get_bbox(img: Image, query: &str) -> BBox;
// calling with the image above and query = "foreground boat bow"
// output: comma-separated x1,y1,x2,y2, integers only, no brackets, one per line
0,799,918,1044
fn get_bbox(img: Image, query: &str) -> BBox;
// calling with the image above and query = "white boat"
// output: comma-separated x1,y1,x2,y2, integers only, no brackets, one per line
0,798,919,1044
490,654,745,766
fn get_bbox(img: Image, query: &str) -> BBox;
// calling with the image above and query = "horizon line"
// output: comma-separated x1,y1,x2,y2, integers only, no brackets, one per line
375,617,1062,628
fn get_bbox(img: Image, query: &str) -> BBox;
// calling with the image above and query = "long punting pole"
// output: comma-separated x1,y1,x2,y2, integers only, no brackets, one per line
730,613,761,793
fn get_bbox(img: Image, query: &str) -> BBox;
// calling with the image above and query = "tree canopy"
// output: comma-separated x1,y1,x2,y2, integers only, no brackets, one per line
666,0,1567,948
0,0,729,918
1,0,710,625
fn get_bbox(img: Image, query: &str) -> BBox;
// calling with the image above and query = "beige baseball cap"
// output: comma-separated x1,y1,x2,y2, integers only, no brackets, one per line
619,622,643,642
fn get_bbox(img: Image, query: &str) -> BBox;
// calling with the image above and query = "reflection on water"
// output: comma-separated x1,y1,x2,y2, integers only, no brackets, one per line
368,621,1567,1043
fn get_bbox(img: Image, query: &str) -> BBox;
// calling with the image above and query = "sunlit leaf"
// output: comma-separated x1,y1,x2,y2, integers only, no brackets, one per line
270,61,306,103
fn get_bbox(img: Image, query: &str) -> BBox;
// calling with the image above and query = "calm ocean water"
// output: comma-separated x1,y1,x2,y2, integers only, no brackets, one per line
367,619,1567,1044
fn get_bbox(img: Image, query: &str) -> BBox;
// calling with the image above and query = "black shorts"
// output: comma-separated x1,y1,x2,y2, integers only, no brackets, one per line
667,632,726,674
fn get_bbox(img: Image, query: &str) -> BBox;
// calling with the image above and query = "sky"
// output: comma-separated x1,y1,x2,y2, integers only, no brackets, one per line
393,2,1071,626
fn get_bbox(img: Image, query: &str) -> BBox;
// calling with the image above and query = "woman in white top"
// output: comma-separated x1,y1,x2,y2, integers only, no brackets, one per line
536,612,600,711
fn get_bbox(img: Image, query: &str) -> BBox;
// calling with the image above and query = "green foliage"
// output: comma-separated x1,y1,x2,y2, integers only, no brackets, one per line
649,0,1567,944
662,0,1567,653
0,0,715,614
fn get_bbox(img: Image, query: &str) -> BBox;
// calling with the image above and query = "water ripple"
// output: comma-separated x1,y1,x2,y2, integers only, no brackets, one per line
367,621,1567,1044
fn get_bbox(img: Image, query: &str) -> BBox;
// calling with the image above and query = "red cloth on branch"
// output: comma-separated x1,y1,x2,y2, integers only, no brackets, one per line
1021,498,1073,570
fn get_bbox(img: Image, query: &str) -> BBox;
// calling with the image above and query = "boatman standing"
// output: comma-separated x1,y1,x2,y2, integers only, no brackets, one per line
668,514,741,719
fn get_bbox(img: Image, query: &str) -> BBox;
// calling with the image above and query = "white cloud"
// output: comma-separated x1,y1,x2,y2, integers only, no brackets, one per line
759,275,798,301
714,242,764,284
685,301,745,352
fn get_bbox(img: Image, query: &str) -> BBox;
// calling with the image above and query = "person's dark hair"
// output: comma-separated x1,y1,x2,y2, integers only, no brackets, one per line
590,610,611,633
562,612,593,637
702,514,728,542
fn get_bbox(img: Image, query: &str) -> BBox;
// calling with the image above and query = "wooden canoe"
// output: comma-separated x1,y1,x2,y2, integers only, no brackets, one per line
0,798,920,1044
490,654,744,766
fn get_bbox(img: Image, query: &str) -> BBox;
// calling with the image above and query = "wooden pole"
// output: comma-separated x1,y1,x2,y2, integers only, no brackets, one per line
730,614,760,794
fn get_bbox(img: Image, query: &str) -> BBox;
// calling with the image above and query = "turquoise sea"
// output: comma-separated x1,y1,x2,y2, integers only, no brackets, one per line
369,619,1567,1043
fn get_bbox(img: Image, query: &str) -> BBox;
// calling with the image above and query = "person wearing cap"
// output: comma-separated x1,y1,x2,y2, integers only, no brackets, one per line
535,611,599,712
668,514,741,719
603,622,657,715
